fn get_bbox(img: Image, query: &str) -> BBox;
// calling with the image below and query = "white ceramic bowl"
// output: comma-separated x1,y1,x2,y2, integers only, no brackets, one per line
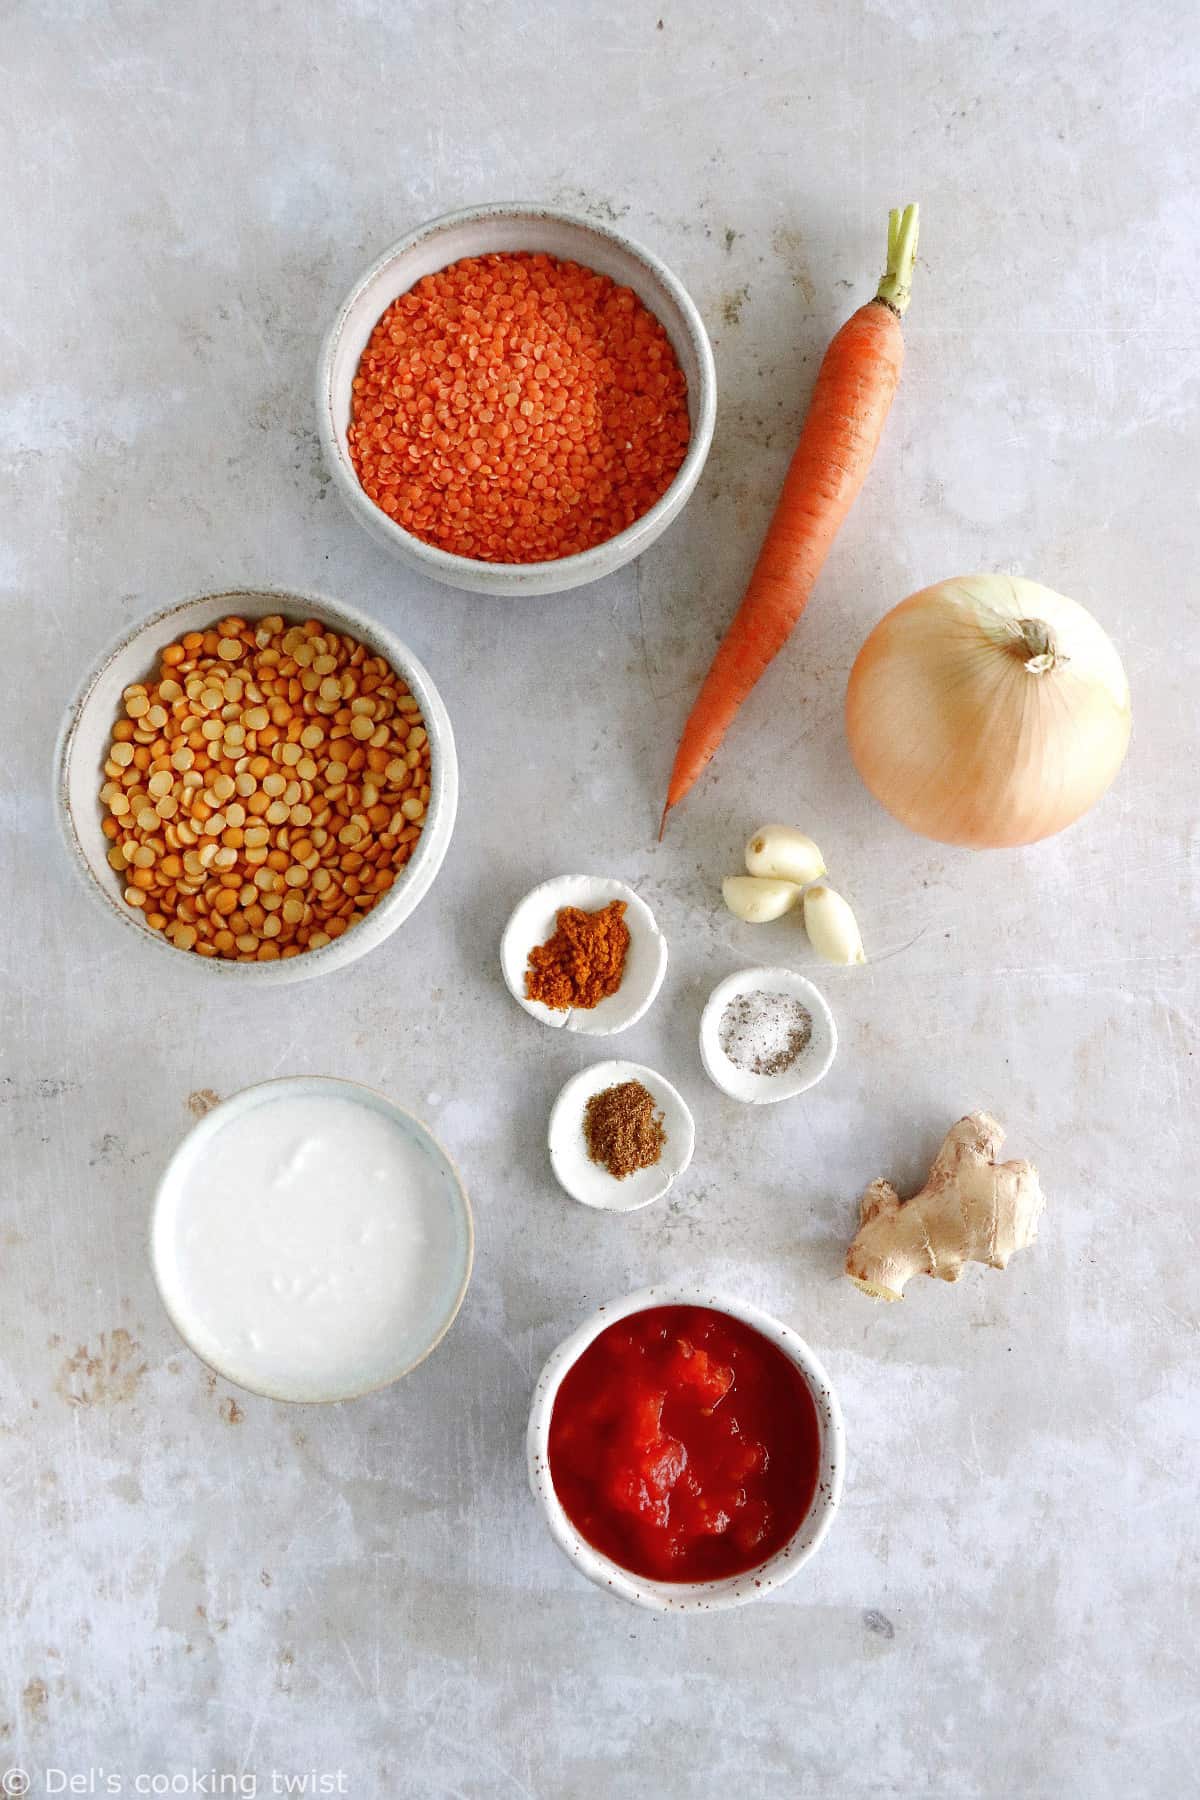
317,202,717,596
54,587,458,984
548,1059,695,1211
527,1284,844,1611
151,1076,474,1403
500,875,668,1034
700,967,838,1103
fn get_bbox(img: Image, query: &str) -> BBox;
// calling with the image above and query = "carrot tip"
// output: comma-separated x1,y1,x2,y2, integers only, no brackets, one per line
658,802,670,842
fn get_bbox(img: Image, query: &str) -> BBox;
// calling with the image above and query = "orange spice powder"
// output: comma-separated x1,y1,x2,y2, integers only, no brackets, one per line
347,252,690,563
525,901,631,1010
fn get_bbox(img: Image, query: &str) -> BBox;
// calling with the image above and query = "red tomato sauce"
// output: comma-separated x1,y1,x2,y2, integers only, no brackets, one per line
548,1305,821,1582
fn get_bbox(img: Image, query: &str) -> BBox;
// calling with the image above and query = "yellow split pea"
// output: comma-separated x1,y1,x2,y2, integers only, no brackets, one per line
98,615,433,961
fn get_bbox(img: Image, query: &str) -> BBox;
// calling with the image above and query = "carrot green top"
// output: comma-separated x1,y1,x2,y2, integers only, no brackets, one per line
875,203,919,316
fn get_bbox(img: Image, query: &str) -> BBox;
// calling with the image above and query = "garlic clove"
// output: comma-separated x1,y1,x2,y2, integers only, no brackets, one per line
803,884,866,965
722,874,804,924
744,824,826,886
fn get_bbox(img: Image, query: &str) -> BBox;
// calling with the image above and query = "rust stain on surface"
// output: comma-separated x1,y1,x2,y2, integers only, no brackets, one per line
720,285,750,327
22,1676,48,1722
186,1089,221,1118
770,226,817,305
218,1396,244,1425
55,1329,147,1407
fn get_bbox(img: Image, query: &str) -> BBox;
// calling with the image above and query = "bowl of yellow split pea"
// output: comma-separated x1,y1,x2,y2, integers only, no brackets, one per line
54,587,458,982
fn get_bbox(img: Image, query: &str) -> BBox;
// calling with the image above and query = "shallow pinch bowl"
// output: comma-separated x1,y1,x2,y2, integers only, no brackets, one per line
54,587,458,984
527,1284,844,1612
317,201,717,596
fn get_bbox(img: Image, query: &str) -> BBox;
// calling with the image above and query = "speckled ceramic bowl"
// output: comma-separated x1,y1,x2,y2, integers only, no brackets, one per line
317,202,717,596
54,587,458,983
527,1284,844,1612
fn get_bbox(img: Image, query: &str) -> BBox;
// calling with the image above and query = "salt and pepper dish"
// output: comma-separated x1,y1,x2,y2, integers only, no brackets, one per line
700,967,837,1104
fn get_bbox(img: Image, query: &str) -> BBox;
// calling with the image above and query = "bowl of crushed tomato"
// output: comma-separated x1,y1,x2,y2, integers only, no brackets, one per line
318,203,716,596
527,1287,843,1611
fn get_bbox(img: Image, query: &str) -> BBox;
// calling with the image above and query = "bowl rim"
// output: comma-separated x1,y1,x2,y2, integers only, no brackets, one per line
699,966,839,1103
150,1074,475,1403
526,1283,845,1612
53,584,458,982
316,199,718,584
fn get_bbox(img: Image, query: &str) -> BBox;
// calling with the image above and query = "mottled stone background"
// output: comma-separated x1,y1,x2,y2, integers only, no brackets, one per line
2,1,1196,1795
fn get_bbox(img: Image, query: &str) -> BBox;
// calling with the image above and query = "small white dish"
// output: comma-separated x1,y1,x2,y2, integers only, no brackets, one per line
500,875,668,1035
548,1060,695,1211
527,1284,844,1612
700,966,837,1104
151,1076,473,1403
54,587,458,984
317,201,717,596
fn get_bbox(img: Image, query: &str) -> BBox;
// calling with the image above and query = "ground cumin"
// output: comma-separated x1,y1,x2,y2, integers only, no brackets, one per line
525,900,630,1010
584,1080,666,1179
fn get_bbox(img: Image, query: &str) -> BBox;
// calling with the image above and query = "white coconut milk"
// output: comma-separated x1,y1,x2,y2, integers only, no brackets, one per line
154,1086,469,1401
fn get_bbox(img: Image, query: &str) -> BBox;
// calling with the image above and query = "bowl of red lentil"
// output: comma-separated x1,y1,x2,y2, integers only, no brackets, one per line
317,203,717,595
54,588,458,981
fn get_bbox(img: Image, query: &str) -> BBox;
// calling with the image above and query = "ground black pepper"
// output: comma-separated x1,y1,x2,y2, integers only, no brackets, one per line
583,1080,666,1179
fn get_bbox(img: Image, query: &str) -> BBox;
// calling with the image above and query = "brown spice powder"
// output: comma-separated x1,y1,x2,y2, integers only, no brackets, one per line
583,1080,666,1180
525,900,630,1010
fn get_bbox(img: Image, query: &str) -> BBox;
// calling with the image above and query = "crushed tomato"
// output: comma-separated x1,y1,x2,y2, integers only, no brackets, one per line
548,1305,821,1582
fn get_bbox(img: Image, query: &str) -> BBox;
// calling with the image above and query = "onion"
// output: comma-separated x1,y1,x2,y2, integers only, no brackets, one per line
845,575,1131,848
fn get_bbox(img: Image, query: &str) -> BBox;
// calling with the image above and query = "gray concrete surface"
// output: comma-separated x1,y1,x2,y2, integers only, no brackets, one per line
2,2,1197,1795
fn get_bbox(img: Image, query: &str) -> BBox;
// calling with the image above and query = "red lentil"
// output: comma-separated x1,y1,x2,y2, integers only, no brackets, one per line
348,251,691,563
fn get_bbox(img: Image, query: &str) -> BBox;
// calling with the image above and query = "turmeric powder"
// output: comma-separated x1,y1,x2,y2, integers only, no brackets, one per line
525,901,630,1010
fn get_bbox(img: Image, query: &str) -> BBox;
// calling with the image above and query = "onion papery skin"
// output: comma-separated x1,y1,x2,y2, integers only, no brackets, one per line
845,575,1131,849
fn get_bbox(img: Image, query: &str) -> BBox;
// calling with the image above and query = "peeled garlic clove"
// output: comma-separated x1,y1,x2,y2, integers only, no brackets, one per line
803,884,866,965
744,824,826,885
722,875,804,924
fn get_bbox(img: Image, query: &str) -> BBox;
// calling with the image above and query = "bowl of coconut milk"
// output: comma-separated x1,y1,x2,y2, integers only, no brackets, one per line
151,1077,473,1402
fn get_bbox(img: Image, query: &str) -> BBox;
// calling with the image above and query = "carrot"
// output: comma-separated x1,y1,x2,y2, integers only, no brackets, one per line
660,203,919,834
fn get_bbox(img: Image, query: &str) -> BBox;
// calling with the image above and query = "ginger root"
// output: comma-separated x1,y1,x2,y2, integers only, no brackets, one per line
845,1113,1044,1302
